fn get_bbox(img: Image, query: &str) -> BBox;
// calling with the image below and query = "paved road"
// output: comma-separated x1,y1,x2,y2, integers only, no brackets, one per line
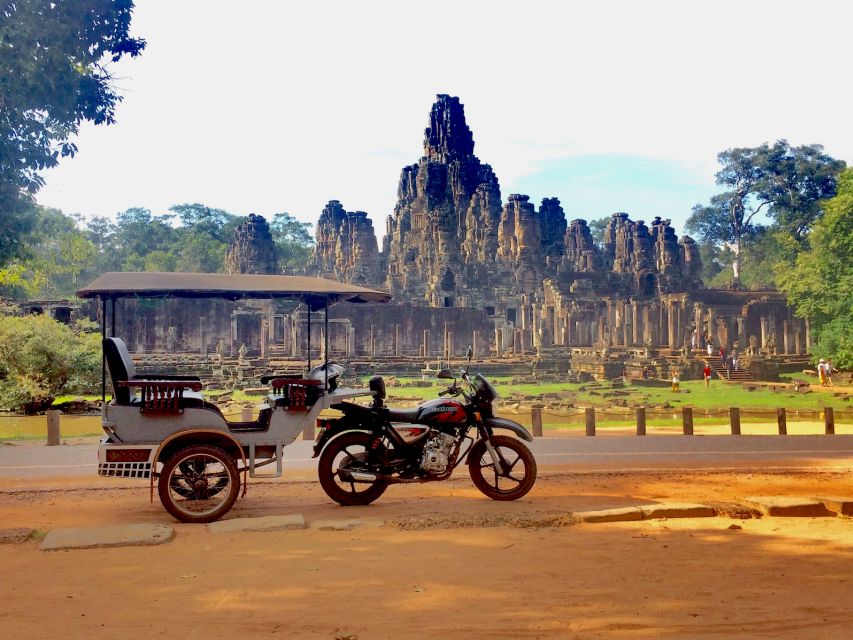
2,434,853,478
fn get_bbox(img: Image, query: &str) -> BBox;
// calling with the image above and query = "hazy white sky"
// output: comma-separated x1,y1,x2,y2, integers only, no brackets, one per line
36,0,853,237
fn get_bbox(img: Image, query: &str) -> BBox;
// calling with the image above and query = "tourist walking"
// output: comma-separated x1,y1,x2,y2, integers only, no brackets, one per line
726,355,734,380
703,361,712,388
671,369,680,393
719,344,726,367
818,359,828,386
732,351,739,371
706,341,713,358
827,359,836,386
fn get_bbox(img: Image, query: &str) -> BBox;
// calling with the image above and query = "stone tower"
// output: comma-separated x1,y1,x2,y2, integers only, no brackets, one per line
224,214,278,275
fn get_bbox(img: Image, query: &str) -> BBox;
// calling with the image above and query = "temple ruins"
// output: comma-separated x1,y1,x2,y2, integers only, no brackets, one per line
112,95,808,383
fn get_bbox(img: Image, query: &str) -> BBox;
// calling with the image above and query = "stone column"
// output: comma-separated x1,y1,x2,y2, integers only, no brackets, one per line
667,301,676,348
805,317,811,351
495,327,503,357
346,326,354,357
447,331,454,357
694,303,703,339
531,305,541,348
422,329,430,358
782,320,790,354
472,330,480,358
736,316,746,348
291,320,300,358
394,324,401,356
760,316,768,348
707,308,717,347
369,324,377,357
631,302,640,346
607,300,616,346
260,318,269,359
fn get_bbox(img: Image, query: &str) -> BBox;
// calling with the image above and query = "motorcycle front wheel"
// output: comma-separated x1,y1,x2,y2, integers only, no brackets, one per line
468,435,537,501
318,431,389,506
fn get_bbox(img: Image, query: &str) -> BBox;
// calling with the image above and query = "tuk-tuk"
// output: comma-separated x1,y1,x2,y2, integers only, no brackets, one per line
76,272,390,523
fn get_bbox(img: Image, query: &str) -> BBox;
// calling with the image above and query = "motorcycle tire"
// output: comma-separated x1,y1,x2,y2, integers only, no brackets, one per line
318,431,389,506
468,435,537,501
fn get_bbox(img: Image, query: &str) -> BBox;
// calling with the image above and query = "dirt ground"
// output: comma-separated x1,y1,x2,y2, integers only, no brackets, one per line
1,465,852,639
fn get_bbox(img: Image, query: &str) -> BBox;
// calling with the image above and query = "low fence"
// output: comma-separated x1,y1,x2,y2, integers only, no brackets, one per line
2,406,852,444
524,406,853,437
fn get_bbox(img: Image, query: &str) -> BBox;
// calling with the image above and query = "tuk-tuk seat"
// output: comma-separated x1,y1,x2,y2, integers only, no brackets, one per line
104,337,204,412
263,377,323,410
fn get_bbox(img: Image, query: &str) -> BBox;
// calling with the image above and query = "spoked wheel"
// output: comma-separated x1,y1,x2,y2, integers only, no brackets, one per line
170,460,229,498
158,445,240,523
318,431,388,506
468,435,537,501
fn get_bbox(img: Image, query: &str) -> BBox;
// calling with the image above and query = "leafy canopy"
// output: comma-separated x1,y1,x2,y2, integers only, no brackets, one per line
777,168,853,367
0,0,145,262
0,307,101,413
687,141,844,285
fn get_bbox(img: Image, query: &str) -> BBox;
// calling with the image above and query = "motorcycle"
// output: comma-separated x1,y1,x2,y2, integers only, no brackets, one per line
313,348,537,505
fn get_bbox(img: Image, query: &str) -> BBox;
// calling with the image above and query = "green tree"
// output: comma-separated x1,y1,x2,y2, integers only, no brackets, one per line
0,310,101,413
111,207,177,267
587,216,610,249
0,0,145,263
687,141,844,285
778,168,853,368
270,212,313,271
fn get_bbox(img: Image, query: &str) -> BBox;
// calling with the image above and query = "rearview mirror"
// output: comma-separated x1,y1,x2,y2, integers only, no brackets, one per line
436,369,454,379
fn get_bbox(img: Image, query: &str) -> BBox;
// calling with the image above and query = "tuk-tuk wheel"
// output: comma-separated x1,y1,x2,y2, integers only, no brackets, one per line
158,444,240,524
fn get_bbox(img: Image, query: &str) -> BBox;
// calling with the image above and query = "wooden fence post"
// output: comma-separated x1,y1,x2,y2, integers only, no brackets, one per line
824,407,835,435
585,407,596,436
682,407,693,435
531,406,543,438
730,407,741,435
636,407,646,436
46,410,60,446
777,408,787,435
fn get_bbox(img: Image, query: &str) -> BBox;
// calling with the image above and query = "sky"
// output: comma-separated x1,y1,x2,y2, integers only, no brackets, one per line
35,0,853,240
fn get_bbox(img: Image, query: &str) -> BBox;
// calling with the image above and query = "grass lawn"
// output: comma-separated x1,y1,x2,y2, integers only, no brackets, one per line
1,376,848,440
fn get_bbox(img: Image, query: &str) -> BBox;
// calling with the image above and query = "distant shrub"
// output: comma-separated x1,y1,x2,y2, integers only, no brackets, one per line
0,311,101,413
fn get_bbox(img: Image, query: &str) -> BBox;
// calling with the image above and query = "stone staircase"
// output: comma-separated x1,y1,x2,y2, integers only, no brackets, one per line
714,366,754,382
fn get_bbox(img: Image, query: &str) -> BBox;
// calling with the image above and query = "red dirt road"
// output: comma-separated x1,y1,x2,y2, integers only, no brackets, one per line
1,465,852,639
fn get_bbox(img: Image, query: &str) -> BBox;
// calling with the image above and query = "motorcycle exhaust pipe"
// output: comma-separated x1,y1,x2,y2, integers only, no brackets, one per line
337,469,421,484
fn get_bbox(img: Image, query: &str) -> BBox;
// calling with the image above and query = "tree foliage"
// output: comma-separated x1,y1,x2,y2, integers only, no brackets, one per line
587,216,610,249
0,0,145,263
687,141,844,285
270,212,313,271
777,168,853,368
1,205,316,299
0,308,101,413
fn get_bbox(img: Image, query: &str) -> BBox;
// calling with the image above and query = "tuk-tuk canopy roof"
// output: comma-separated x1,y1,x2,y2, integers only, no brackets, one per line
77,272,391,309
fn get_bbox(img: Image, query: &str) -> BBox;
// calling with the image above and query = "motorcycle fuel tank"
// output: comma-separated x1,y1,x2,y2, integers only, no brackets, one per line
417,398,467,425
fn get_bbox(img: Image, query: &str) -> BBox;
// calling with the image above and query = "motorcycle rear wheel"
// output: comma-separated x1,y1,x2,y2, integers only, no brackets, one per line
468,435,536,501
318,431,389,506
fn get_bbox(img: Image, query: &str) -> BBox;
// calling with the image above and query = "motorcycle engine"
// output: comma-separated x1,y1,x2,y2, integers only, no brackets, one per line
420,430,456,474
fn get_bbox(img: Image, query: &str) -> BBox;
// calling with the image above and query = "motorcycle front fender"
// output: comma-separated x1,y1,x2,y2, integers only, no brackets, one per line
482,417,533,442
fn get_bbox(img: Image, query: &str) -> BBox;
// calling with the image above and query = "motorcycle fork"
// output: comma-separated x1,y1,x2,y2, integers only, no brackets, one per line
479,426,509,475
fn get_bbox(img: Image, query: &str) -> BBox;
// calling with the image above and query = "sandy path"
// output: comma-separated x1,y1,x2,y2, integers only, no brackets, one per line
1,467,852,639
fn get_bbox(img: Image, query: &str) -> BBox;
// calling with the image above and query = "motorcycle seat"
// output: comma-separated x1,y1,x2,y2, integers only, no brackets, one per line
387,407,422,423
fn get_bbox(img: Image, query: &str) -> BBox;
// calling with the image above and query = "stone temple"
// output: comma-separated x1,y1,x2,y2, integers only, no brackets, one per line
298,94,807,379
112,95,808,383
